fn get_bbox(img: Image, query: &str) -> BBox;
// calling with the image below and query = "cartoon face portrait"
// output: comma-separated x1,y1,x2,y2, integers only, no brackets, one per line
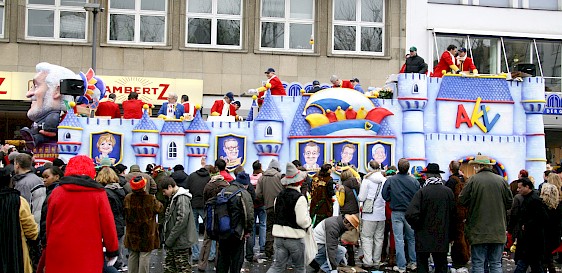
332,142,359,168
217,135,246,172
91,132,123,165
366,142,392,169
299,141,324,172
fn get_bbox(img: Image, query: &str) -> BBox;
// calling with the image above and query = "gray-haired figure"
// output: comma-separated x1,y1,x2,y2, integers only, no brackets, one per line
157,92,185,119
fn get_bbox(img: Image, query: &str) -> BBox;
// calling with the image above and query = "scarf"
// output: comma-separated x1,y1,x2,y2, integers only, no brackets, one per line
424,176,443,187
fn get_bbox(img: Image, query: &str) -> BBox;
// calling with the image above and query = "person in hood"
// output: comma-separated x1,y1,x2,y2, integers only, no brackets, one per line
44,155,119,273
96,166,127,271
256,158,283,259
161,176,198,272
186,162,211,261
358,161,387,270
247,160,266,261
171,164,188,189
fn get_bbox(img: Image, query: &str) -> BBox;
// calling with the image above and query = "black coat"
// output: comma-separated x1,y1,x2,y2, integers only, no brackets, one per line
105,184,126,238
543,201,562,255
186,168,210,209
171,170,189,189
404,55,428,74
515,191,548,261
406,182,455,252
340,177,360,215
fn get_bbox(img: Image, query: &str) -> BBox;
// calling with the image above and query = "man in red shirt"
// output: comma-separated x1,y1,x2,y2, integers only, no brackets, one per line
181,95,196,118
457,47,479,75
433,44,460,78
122,92,150,119
330,75,354,89
210,92,237,117
95,93,121,119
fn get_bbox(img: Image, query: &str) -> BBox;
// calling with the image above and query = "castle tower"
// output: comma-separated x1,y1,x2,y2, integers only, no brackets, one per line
246,95,259,121
185,106,211,174
160,119,186,169
397,73,428,167
131,105,160,171
521,77,547,180
254,91,284,164
57,102,84,163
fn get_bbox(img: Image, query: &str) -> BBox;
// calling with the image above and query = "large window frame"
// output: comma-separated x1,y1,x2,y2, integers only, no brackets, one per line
332,0,385,56
185,0,243,49
25,0,88,41
259,0,315,52
107,0,168,46
0,0,4,38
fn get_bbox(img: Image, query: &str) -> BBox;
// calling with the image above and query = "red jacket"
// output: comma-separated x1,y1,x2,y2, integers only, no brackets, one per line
182,102,197,117
333,80,354,89
220,170,234,182
95,100,121,119
433,51,456,78
45,176,119,273
458,57,476,72
210,99,236,116
122,99,148,119
267,76,286,96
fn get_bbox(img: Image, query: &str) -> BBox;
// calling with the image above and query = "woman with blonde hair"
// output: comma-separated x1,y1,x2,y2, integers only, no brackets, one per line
96,166,126,271
547,173,562,194
540,183,562,273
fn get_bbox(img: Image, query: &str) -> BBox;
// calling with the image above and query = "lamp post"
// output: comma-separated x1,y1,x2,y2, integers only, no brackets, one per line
84,2,104,71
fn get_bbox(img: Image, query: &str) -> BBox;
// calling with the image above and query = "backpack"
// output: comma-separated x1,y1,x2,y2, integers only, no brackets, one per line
205,187,242,240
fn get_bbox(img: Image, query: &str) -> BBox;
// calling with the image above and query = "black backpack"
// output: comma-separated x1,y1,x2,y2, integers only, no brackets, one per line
204,187,242,240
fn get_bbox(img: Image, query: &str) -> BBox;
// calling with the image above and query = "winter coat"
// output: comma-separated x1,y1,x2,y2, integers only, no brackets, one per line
340,177,360,215
309,174,335,226
203,175,230,202
543,201,562,256
272,186,311,239
406,181,455,253
459,169,513,245
186,168,210,209
447,173,470,266
45,175,119,273
382,173,420,212
256,168,283,210
358,171,386,222
171,170,189,189
221,182,255,240
124,190,164,252
154,172,170,225
313,215,348,271
13,171,46,229
39,182,59,246
124,171,157,195
514,191,548,262
404,55,428,74
104,183,126,238
21,196,38,273
164,187,198,250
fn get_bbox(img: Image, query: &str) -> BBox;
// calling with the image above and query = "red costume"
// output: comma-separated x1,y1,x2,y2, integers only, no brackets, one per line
333,80,354,89
267,75,286,96
95,100,121,119
182,102,197,117
433,51,457,78
458,57,477,72
210,99,237,116
122,99,149,119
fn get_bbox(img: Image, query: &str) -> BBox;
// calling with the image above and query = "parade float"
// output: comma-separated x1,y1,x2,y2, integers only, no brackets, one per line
23,63,547,181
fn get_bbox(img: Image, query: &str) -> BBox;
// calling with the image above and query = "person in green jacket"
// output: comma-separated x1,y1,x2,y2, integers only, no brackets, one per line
459,155,513,273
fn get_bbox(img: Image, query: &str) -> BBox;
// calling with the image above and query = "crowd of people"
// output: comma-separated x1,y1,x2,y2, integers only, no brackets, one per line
2,140,561,273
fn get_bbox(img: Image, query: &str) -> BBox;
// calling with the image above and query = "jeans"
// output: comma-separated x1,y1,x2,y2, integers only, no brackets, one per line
360,220,385,266
217,237,245,273
266,237,305,273
417,252,448,273
246,206,267,260
471,243,504,273
197,230,217,271
514,259,544,273
128,251,151,273
265,208,275,258
192,208,205,260
315,244,347,273
391,211,416,269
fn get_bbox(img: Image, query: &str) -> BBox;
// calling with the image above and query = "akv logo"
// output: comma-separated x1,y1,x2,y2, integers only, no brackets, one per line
455,97,501,133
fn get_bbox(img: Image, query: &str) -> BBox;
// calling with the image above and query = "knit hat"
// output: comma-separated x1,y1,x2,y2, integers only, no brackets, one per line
280,163,308,186
344,214,360,230
130,164,141,172
65,155,96,179
8,152,19,162
268,159,280,171
130,176,147,191
99,157,112,167
236,171,250,185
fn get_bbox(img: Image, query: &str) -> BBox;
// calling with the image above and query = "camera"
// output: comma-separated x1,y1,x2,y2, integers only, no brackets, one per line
59,79,85,96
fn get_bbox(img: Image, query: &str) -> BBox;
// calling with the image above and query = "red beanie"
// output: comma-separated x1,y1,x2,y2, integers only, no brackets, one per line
130,176,147,191
65,155,96,179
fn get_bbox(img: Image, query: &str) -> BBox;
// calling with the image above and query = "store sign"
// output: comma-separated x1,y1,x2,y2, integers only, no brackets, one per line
545,92,562,115
0,71,204,106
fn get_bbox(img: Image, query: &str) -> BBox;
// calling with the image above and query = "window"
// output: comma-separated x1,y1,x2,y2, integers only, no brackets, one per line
195,136,201,142
534,40,562,92
0,0,4,38
428,0,460,4
108,0,167,45
26,0,87,40
332,0,384,55
265,126,273,136
64,132,71,140
142,135,149,142
168,141,177,158
477,0,511,8
260,0,314,51
501,39,532,73
186,0,242,48
469,37,499,74
529,0,559,10
433,34,466,68
412,84,419,94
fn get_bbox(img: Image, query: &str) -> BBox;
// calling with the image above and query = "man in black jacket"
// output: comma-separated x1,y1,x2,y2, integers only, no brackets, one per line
171,164,189,189
186,164,211,261
404,46,428,74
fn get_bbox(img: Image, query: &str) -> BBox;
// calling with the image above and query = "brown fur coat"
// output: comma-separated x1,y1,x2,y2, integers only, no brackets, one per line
123,191,164,252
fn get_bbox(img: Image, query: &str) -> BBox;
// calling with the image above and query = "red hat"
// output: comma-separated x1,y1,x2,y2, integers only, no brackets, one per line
65,155,96,179
130,176,147,191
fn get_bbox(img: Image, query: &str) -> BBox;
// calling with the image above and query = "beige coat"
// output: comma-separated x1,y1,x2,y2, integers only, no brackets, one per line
20,197,39,273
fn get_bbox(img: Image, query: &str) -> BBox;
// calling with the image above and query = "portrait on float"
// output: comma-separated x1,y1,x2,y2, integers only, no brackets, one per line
217,134,246,172
298,140,326,172
332,141,359,171
365,141,392,169
90,132,123,165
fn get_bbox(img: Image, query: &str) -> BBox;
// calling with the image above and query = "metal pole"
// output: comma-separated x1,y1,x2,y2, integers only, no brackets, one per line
91,9,98,71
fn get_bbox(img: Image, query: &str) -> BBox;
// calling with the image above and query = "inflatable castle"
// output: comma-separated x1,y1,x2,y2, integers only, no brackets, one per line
48,72,547,182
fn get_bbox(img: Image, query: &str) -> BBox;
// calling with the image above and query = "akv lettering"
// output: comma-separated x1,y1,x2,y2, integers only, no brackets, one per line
455,97,500,133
